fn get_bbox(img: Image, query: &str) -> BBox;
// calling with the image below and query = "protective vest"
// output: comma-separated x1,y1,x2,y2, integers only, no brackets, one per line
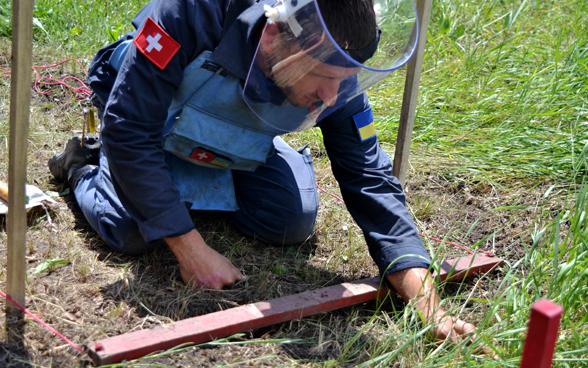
109,41,289,211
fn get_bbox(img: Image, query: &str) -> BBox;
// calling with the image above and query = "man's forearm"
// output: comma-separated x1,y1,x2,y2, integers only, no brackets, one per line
386,267,440,321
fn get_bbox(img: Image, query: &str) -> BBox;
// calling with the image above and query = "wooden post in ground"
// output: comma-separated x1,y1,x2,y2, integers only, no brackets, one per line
393,0,433,186
5,0,34,344
520,299,563,368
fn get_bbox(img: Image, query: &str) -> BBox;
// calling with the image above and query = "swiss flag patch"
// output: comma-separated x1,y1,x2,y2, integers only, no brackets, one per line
190,148,215,164
133,17,180,70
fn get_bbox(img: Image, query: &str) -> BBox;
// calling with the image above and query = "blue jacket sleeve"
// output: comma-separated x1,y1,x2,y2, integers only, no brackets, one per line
318,93,431,277
99,0,227,243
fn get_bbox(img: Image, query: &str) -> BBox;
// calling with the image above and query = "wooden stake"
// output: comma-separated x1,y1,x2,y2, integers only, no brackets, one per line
393,0,433,186
5,0,34,343
520,299,563,368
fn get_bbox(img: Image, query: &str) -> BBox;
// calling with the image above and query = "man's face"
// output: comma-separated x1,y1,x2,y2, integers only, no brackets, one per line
261,27,360,108
273,55,360,108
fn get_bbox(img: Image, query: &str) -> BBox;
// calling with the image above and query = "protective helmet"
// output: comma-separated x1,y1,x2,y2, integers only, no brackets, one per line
243,0,419,132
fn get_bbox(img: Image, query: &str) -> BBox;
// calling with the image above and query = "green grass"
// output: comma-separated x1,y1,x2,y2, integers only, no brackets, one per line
373,0,588,184
363,0,588,365
1,0,587,366
0,0,145,55
341,178,588,367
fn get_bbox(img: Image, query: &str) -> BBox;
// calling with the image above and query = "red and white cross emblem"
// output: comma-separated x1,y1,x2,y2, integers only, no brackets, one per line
146,34,163,53
134,17,180,70
190,148,215,164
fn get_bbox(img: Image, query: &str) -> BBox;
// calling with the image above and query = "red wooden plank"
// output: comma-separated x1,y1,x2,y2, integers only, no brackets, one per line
86,277,390,365
520,299,563,368
87,255,503,365
433,253,504,282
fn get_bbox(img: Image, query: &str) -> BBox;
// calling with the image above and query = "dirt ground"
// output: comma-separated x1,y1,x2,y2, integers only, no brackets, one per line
0,66,565,367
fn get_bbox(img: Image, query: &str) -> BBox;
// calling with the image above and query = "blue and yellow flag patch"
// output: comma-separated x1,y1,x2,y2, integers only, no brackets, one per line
190,148,232,168
353,108,376,142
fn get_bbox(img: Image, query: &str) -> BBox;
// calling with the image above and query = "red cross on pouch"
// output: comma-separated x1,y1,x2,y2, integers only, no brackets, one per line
190,148,215,164
133,17,180,70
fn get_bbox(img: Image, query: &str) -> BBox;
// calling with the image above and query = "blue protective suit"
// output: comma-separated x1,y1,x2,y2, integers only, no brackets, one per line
82,0,431,277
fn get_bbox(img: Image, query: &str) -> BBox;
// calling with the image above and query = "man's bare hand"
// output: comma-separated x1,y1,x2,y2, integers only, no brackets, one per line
386,267,495,356
430,313,497,358
429,314,477,342
164,229,245,290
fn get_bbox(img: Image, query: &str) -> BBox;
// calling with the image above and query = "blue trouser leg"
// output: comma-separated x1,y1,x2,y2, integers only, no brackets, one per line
229,137,319,245
74,137,319,254
74,149,163,255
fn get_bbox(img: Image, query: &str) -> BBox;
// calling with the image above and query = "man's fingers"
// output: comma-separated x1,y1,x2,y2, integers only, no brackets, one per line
170,231,246,290
218,260,246,288
433,318,478,345
186,262,244,290
456,320,476,335
452,319,498,359
453,319,478,345
232,264,246,281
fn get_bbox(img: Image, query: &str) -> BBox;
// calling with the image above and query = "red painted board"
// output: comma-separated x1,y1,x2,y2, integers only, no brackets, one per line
86,255,504,365
86,277,390,365
433,254,504,282
520,299,563,368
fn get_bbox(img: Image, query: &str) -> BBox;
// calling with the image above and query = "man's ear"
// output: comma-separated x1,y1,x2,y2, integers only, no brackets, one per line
260,22,280,55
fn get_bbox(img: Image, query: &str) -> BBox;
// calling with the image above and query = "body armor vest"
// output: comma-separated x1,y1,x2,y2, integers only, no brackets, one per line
108,42,286,211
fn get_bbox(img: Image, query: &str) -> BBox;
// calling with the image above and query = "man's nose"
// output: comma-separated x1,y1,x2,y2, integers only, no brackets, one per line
317,80,340,107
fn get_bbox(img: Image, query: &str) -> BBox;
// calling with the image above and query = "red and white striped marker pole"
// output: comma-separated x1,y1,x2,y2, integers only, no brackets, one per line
520,299,563,368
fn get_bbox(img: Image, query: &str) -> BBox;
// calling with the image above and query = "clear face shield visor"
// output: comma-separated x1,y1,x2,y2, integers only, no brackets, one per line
242,0,419,133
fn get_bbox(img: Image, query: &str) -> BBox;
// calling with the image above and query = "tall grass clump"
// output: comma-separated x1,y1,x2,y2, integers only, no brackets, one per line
373,0,588,184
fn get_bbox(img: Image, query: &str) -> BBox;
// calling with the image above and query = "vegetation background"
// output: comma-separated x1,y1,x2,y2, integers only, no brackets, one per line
0,0,586,367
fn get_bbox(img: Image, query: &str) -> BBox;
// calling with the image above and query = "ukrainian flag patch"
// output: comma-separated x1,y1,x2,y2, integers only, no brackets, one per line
353,107,376,142
211,157,231,168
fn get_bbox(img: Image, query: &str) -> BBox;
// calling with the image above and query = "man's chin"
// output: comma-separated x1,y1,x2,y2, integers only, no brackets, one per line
285,95,315,108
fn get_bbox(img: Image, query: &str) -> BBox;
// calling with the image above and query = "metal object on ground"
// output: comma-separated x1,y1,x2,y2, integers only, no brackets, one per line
433,253,504,282
83,107,96,135
520,299,563,368
86,277,390,365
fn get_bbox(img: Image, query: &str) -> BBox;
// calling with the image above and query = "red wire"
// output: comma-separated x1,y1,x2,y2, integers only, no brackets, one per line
316,183,475,255
420,235,474,255
0,289,84,353
316,182,345,203
1,58,92,100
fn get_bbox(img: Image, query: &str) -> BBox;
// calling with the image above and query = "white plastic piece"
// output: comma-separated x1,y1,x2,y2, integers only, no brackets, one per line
287,16,304,37
0,184,56,214
263,5,280,24
264,0,314,24
374,3,382,24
